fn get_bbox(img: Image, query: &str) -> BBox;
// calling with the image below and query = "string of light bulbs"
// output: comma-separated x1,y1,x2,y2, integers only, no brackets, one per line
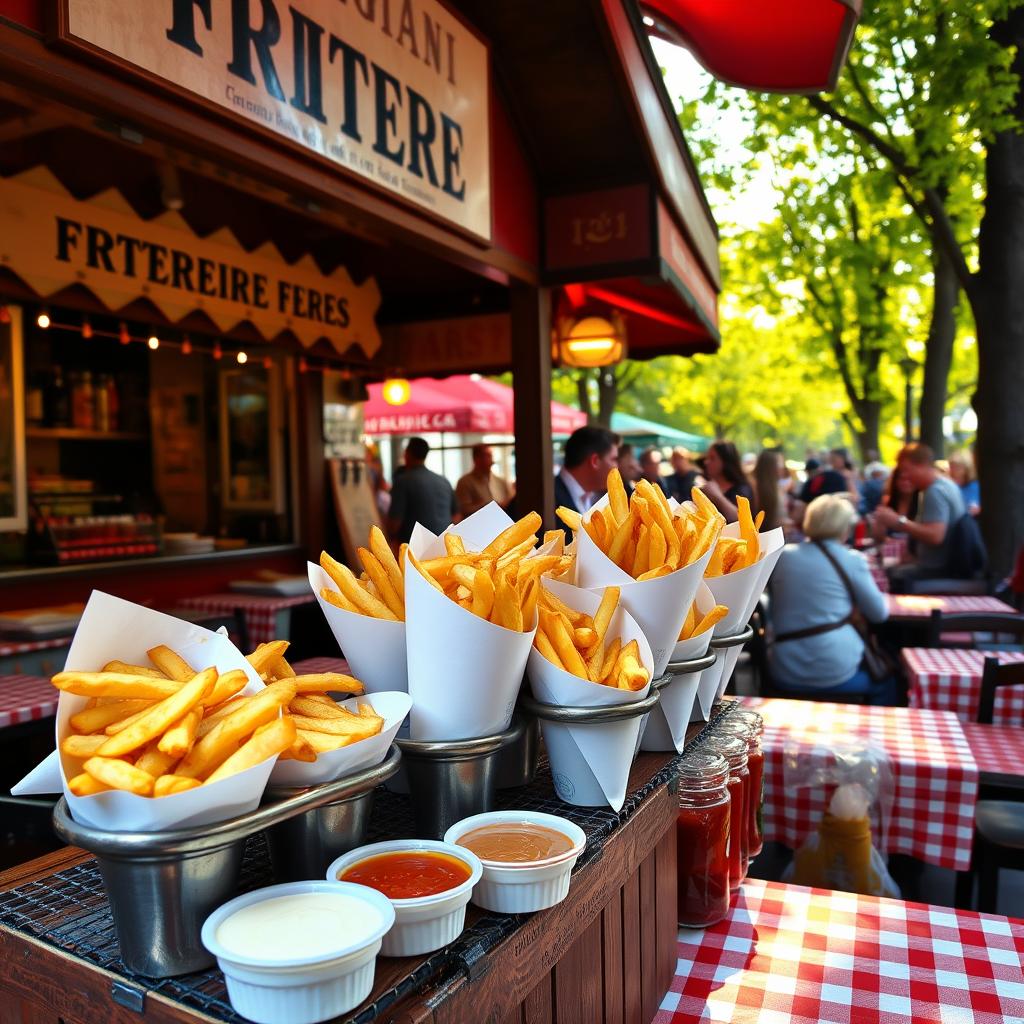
1,302,377,380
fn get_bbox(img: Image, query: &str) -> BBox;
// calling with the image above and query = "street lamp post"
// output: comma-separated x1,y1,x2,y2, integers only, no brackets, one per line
899,357,918,444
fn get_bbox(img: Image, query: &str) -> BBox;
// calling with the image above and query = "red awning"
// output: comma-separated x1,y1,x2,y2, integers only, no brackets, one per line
364,375,587,436
643,0,861,93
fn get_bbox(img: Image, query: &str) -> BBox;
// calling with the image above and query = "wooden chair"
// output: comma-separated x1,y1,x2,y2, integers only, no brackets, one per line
925,609,1024,650
956,659,1024,912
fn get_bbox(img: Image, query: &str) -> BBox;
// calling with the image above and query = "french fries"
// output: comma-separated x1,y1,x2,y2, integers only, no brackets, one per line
558,470,724,581
678,602,730,641
322,512,563,633
695,493,764,578
53,637,381,798
532,585,650,691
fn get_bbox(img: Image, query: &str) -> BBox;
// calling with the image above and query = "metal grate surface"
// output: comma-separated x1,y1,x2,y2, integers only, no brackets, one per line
0,701,738,1023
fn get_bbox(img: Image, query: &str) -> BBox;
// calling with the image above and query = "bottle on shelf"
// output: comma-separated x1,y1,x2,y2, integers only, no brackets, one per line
94,373,110,432
106,374,120,432
26,370,45,426
47,367,70,428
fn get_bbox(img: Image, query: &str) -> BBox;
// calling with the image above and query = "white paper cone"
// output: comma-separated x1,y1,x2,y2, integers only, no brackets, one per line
702,525,784,700
696,654,727,720
13,592,273,831
704,525,785,636
575,494,714,676
527,580,653,811
440,501,515,550
641,585,717,752
308,563,408,693
268,691,411,786
405,545,536,741
715,645,745,702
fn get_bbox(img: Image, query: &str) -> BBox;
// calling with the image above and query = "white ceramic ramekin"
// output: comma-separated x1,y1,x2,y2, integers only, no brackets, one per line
327,839,483,957
443,811,587,914
201,880,395,1024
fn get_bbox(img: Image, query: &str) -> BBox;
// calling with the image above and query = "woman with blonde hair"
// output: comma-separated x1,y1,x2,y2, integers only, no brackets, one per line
769,494,895,703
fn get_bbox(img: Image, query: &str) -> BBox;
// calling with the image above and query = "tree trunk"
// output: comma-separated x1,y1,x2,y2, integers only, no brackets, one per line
575,372,593,423
853,400,881,464
973,7,1024,577
596,370,617,428
918,246,959,456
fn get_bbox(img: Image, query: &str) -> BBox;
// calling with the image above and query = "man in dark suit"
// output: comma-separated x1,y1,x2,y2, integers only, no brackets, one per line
554,425,619,540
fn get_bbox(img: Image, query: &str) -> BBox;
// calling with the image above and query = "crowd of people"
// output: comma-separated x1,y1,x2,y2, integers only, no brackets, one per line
364,428,988,707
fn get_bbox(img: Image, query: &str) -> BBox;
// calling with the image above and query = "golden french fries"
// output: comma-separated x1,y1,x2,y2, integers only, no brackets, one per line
563,469,724,582
532,585,650,691
678,603,730,641
53,635,381,799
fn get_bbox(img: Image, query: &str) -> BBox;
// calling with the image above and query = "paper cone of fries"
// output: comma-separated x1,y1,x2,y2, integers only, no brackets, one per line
575,493,714,677
528,580,653,811
308,562,408,694
269,691,411,786
704,524,785,701
405,503,539,741
641,583,717,751
13,592,274,831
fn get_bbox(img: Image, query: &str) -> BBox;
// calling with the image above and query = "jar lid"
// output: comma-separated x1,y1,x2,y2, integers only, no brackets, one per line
715,717,754,740
731,709,763,730
677,750,729,788
707,734,748,769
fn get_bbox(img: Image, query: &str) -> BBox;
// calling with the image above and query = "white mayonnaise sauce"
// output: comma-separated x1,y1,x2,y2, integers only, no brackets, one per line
216,892,382,960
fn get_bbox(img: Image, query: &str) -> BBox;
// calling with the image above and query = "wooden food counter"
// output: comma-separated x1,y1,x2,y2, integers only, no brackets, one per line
0,711,730,1024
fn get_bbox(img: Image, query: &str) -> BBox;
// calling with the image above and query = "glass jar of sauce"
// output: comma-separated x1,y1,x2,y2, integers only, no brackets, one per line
676,750,731,928
718,712,765,859
707,734,749,890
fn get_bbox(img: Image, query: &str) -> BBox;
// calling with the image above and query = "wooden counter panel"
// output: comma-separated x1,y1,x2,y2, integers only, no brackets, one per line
425,776,678,1024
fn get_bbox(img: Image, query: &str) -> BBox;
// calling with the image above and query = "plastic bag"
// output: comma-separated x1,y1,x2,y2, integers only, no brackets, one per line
781,740,900,899
786,783,900,897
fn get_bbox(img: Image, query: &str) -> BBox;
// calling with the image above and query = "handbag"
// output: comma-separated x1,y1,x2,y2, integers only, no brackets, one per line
812,540,897,682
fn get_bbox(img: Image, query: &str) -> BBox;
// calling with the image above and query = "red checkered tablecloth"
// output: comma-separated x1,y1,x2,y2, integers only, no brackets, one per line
291,657,352,676
960,721,1024,788
177,593,315,647
0,635,73,658
902,647,1024,726
867,562,889,593
885,594,1017,619
655,879,1024,1024
741,698,978,870
0,675,57,729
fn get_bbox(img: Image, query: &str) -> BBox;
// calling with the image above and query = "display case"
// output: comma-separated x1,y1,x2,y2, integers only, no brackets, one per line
0,304,27,532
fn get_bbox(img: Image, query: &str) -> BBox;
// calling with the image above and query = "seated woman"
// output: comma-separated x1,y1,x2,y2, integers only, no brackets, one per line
768,495,896,703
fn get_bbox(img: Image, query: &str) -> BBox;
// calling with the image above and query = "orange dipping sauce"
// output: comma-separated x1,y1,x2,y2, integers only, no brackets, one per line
455,822,574,863
339,851,471,900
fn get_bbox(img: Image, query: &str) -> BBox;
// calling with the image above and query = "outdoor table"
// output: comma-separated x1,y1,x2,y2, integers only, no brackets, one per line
0,708,734,1024
960,721,1024,792
884,593,1017,622
655,878,1024,1024
742,698,978,871
177,592,316,647
0,635,73,676
0,674,56,730
291,655,352,675
867,561,890,593
902,647,1024,726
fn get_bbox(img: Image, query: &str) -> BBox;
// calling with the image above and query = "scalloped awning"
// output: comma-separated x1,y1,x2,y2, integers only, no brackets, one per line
643,0,861,93
0,166,382,357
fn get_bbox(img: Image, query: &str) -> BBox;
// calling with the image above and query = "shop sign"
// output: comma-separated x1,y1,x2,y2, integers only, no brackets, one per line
544,185,653,273
364,410,463,433
57,0,491,240
657,203,718,331
383,312,510,373
0,168,382,357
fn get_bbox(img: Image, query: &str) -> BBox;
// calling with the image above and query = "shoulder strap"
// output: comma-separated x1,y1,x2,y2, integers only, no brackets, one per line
812,539,857,602
773,540,861,643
